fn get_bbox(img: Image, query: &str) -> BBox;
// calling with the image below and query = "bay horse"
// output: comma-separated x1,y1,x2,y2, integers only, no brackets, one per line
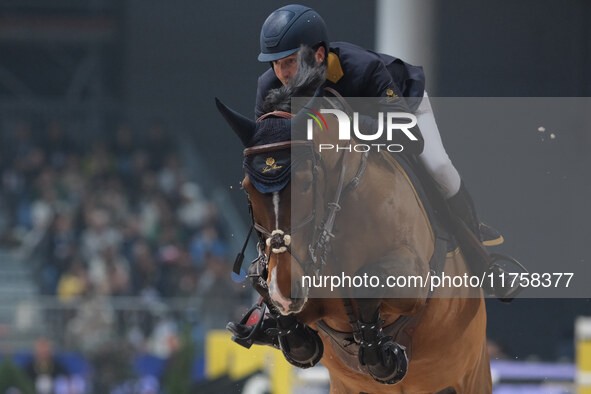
216,62,491,394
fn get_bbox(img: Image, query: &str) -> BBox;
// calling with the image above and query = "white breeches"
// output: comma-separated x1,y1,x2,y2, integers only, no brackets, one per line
416,91,461,198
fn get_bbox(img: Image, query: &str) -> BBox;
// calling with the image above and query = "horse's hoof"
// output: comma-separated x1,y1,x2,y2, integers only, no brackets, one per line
362,341,408,385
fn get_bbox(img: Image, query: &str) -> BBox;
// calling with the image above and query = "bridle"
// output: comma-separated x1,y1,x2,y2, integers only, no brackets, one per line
243,108,369,279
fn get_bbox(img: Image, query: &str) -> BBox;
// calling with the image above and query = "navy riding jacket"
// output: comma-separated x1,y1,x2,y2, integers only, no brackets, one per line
255,42,426,154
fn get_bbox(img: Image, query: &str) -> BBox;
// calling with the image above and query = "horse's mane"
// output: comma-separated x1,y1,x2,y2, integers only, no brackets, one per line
262,45,327,114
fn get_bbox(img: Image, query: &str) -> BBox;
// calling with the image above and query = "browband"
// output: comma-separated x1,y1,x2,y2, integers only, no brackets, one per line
243,140,314,157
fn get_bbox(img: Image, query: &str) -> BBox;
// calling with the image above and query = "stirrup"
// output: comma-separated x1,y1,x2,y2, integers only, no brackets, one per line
488,253,528,303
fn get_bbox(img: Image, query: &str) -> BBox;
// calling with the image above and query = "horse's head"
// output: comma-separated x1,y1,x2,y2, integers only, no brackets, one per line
216,96,342,315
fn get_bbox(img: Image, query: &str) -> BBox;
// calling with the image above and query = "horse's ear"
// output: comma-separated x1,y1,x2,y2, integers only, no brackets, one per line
215,98,256,147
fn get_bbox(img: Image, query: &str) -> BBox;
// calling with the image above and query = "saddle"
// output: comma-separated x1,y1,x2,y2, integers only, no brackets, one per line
385,152,526,302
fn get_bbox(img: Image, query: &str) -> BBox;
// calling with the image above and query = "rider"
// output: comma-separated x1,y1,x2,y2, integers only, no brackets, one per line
254,4,500,243
229,4,512,356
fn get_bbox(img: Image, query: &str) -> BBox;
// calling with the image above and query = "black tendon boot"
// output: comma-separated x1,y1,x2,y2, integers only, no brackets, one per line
355,310,408,385
226,302,280,349
227,256,280,349
270,313,324,369
226,253,323,366
227,305,324,369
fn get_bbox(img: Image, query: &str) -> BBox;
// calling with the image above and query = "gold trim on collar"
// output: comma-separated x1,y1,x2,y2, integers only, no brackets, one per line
326,52,344,83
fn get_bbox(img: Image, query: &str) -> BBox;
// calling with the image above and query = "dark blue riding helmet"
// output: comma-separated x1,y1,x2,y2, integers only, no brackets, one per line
258,4,329,62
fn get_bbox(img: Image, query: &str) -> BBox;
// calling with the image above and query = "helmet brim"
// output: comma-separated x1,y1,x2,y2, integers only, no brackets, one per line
257,47,299,62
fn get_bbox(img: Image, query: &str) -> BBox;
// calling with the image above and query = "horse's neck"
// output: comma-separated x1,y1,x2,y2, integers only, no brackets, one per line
337,151,432,248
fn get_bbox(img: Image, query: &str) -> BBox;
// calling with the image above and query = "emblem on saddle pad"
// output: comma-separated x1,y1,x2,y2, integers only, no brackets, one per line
262,157,283,173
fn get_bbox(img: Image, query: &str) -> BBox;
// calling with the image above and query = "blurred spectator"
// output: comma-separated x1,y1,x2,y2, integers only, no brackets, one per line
194,253,244,333
88,341,134,393
88,245,130,296
38,213,78,295
60,153,85,208
66,285,115,354
97,176,130,226
137,173,163,241
189,224,227,269
80,208,121,260
176,250,198,297
158,153,185,199
23,337,68,394
49,213,77,269
176,182,210,232
156,224,186,297
84,141,114,180
56,257,88,303
129,240,160,297
146,311,178,359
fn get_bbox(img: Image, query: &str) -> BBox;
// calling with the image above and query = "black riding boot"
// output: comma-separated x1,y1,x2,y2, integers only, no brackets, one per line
447,182,502,245
355,310,408,385
447,182,524,301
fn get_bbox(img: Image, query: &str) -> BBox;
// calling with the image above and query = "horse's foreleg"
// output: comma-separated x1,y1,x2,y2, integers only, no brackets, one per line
343,247,429,386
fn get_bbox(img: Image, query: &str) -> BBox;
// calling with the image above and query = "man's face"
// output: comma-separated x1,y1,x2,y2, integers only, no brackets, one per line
272,53,298,85
272,46,326,86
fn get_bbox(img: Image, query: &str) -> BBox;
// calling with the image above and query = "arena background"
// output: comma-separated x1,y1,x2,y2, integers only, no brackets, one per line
0,0,589,392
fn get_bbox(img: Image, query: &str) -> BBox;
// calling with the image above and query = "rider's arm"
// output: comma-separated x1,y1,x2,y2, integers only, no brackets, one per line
358,59,425,155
